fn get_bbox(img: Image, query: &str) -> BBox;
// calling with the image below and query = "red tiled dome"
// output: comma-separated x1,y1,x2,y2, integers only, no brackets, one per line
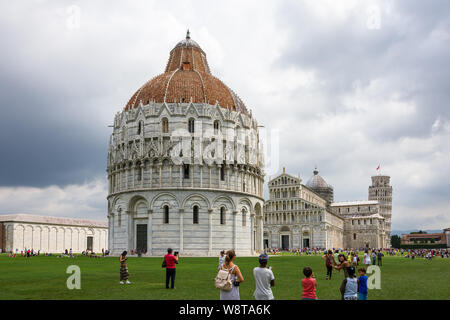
125,31,248,114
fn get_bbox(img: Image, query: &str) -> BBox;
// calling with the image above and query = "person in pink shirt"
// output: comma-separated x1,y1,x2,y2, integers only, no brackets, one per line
301,267,317,300
163,248,179,289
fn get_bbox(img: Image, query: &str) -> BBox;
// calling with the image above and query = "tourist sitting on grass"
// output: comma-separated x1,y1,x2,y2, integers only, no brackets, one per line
357,268,368,300
340,266,358,300
119,251,130,285
301,267,317,300
253,253,275,300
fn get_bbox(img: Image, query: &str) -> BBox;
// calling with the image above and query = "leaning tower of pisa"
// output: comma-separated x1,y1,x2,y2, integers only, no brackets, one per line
368,175,393,247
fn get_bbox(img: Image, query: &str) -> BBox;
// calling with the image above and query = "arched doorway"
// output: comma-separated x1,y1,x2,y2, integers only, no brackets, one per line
280,226,290,250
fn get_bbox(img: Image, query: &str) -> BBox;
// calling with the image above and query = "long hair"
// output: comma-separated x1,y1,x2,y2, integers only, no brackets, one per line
121,251,127,257
225,249,236,264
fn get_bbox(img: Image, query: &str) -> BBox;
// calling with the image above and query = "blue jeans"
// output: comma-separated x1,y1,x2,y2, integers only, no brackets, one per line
358,293,368,300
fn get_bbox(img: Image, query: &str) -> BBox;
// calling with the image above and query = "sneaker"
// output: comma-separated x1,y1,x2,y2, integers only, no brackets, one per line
119,281,124,284
126,280,131,284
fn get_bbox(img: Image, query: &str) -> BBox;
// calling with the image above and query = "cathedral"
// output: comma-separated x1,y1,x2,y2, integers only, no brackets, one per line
106,32,392,256
107,31,265,256
263,168,392,250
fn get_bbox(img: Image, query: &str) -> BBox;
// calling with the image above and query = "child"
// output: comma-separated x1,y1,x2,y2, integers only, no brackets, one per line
340,266,358,300
357,268,368,300
301,267,317,300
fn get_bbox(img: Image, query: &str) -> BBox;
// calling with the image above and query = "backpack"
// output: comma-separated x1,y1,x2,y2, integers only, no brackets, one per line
214,266,234,291
326,256,332,267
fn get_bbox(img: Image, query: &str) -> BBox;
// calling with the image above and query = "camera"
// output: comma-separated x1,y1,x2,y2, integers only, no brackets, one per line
174,251,179,256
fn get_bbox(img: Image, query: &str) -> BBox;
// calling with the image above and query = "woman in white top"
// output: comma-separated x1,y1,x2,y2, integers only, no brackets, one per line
364,250,371,267
220,249,244,300
340,266,358,300
218,250,225,271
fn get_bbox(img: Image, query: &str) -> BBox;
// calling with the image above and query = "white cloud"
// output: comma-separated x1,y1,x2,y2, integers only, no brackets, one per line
0,179,107,220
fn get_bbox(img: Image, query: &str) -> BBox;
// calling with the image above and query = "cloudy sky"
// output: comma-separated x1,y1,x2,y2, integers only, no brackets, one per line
0,0,449,230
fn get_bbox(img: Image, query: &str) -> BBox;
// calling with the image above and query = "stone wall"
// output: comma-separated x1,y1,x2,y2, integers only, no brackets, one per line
0,220,107,253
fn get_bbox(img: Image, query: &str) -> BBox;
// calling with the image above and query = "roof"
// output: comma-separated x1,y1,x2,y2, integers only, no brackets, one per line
0,214,108,228
344,213,385,219
124,31,248,115
330,200,378,207
305,168,332,189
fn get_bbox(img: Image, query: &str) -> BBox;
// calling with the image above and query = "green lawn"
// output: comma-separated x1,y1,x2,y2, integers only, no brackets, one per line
1,254,449,300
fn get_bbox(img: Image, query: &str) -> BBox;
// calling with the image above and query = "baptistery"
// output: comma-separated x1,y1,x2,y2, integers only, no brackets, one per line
107,31,264,256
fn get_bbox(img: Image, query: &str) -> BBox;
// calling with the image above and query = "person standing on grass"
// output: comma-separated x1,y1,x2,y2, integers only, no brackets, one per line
357,268,368,300
322,250,334,280
220,249,244,300
334,254,351,278
377,251,384,266
119,251,130,285
364,250,371,268
372,250,377,265
164,248,178,289
340,266,358,300
253,253,275,300
301,267,317,300
218,250,225,271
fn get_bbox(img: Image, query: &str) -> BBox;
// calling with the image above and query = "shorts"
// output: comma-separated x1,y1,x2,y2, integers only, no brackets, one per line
358,293,368,300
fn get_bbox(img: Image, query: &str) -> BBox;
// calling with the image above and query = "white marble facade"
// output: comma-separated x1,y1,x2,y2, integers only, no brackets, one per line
264,170,392,250
107,102,265,256
263,172,344,250
0,214,108,253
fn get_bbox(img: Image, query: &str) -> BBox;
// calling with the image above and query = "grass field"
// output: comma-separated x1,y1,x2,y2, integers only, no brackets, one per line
1,254,449,300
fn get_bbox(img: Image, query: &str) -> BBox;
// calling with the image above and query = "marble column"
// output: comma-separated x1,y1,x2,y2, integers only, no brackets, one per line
232,210,238,250
179,209,184,254
127,211,133,251
147,209,153,255
208,208,213,256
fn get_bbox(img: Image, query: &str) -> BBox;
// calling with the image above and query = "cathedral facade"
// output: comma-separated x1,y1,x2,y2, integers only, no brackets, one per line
263,168,392,250
107,32,264,256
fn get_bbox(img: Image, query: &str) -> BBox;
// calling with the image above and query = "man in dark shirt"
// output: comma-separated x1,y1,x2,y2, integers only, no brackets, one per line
377,251,384,266
164,248,179,289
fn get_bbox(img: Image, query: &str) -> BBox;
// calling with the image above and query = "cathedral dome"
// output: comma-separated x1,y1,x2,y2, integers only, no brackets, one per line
124,30,248,114
306,168,332,189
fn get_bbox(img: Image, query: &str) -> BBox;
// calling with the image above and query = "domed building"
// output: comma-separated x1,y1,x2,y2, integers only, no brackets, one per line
107,31,265,256
305,168,334,204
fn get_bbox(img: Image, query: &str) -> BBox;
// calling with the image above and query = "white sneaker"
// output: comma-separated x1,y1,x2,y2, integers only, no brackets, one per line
126,280,131,284
119,281,124,284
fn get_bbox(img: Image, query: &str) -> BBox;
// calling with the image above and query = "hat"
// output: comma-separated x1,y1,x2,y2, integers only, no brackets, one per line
258,253,269,263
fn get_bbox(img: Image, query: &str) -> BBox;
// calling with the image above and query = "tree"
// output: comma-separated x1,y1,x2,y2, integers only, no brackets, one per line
391,235,401,248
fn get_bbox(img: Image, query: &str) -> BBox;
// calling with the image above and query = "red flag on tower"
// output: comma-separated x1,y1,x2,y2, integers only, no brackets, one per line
376,165,380,170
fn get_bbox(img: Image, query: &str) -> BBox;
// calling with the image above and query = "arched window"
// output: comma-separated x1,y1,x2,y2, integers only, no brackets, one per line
184,164,190,179
164,205,169,224
137,121,144,135
353,233,356,240
162,118,169,133
188,118,195,133
220,165,225,181
214,120,220,135
220,207,226,225
136,162,142,181
193,205,199,224
242,209,247,227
